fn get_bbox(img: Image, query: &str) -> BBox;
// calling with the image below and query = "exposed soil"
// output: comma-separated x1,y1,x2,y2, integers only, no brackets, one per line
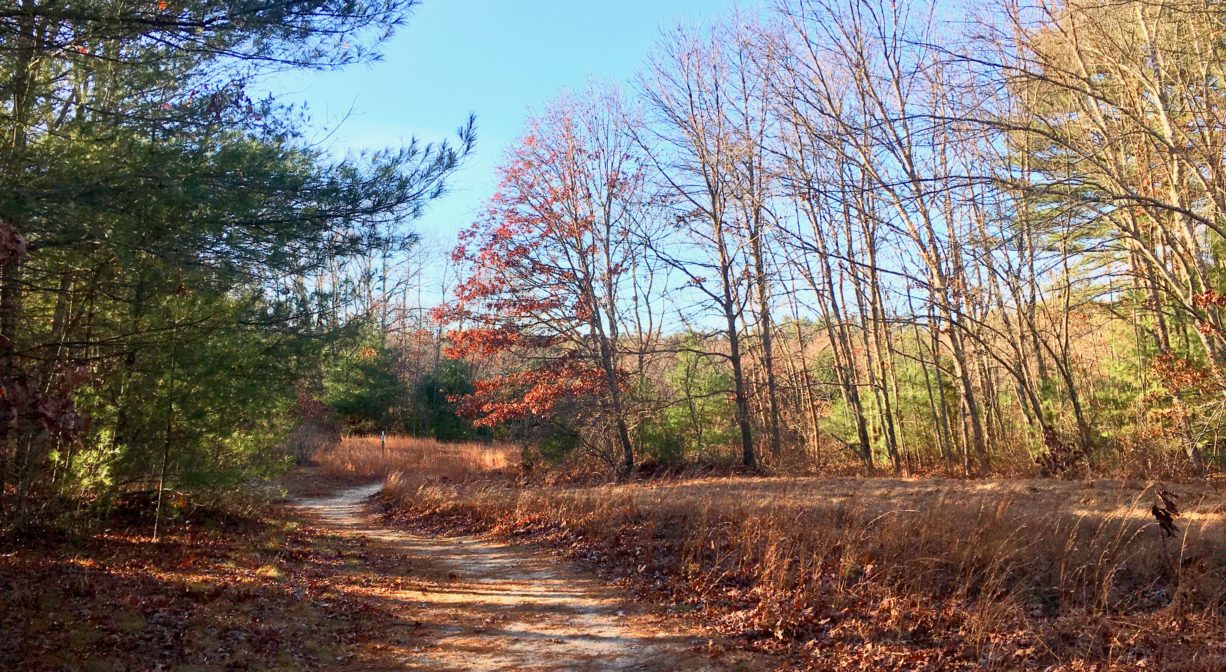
292,483,770,672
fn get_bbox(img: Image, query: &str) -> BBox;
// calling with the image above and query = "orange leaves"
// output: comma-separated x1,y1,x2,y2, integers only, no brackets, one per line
1189,292,1226,339
1151,352,1219,396
436,103,647,434
450,364,607,426
1191,291,1226,309
443,328,548,360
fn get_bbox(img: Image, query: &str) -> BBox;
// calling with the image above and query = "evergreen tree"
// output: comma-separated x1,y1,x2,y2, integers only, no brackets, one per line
0,0,472,519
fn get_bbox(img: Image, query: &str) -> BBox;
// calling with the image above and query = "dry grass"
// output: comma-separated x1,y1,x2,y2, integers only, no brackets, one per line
312,434,516,483
376,442,1226,670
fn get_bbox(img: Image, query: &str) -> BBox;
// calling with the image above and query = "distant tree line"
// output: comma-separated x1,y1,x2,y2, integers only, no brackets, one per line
441,0,1226,477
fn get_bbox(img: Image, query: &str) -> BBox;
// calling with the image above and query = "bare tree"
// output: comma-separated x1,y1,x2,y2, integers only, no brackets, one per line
637,23,763,468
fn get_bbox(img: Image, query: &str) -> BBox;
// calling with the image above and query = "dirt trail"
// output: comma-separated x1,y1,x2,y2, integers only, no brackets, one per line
293,484,754,672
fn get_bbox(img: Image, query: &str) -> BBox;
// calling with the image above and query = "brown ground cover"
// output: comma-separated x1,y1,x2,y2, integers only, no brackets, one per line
0,479,405,672
8,435,1223,671
2,465,750,672
367,438,1226,671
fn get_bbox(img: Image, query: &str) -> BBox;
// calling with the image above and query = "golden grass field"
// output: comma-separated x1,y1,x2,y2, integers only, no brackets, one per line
317,435,1226,670
313,434,515,482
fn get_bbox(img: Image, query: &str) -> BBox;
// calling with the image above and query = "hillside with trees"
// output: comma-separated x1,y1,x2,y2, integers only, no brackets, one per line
3,2,1225,671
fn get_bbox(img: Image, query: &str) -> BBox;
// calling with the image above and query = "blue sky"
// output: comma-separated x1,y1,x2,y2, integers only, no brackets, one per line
269,0,764,259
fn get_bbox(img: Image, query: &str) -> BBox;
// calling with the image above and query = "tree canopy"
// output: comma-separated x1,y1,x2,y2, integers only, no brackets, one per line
0,0,472,521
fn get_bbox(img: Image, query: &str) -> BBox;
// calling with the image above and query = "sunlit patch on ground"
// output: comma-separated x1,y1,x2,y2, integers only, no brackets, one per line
0,501,409,671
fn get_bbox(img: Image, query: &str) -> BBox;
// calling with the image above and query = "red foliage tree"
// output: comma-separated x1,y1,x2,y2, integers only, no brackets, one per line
436,89,648,472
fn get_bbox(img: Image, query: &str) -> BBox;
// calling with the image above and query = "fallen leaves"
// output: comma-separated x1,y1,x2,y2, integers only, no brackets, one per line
0,504,405,671
378,475,1226,672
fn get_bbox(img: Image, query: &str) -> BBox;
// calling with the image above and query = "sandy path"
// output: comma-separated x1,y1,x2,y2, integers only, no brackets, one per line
293,484,752,672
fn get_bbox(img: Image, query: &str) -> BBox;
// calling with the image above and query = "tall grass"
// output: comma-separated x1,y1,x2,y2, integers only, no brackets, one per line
313,435,516,482
376,441,1226,669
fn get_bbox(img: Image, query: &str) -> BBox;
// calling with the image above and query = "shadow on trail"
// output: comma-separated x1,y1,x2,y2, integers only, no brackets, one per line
292,483,761,672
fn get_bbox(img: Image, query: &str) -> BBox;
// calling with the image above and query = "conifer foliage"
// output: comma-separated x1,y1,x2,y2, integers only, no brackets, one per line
0,0,471,521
